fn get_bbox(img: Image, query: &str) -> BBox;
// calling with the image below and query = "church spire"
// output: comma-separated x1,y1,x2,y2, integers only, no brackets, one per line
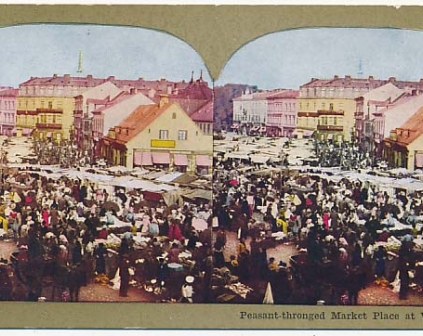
77,50,83,74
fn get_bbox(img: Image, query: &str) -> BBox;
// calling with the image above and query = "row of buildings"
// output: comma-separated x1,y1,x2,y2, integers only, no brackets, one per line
1,73,213,172
231,75,423,171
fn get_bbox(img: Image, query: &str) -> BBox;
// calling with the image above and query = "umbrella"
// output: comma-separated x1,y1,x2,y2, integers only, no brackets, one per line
192,218,208,231
101,201,120,212
229,179,238,186
263,282,274,304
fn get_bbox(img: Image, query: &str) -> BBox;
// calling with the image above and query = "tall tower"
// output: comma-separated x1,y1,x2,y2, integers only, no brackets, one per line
357,59,364,77
77,50,83,74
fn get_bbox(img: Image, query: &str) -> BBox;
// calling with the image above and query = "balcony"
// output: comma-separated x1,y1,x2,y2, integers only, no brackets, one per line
36,108,63,114
317,125,343,131
36,123,62,130
17,110,38,116
317,109,344,116
297,112,318,117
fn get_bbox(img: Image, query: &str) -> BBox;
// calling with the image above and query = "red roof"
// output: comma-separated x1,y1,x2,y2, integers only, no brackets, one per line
301,75,423,90
111,102,173,143
19,74,193,93
190,100,213,122
0,88,18,97
391,106,423,145
170,77,212,101
266,90,299,100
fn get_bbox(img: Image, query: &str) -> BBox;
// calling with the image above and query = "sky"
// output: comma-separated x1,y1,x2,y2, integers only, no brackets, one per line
216,27,423,90
0,24,211,87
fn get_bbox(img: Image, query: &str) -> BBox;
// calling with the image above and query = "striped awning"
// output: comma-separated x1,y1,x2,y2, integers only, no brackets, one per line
196,154,211,166
134,152,152,166
152,152,171,164
174,154,188,166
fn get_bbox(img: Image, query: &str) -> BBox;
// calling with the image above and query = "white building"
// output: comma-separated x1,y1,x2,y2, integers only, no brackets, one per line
233,89,285,126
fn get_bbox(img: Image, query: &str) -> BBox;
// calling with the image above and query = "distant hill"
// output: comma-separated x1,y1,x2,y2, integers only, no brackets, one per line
213,83,258,131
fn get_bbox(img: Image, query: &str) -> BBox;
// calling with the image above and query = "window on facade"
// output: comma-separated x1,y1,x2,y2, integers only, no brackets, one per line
159,130,169,140
48,102,53,109
329,103,334,111
52,115,56,124
178,130,188,140
172,112,176,119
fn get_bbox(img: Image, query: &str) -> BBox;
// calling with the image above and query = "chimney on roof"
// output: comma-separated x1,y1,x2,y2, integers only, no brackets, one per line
130,88,136,95
311,77,317,81
334,75,339,79
368,75,374,81
53,74,58,78
86,74,93,80
345,75,351,80
64,74,70,78
389,77,396,83
159,94,169,108
107,76,115,81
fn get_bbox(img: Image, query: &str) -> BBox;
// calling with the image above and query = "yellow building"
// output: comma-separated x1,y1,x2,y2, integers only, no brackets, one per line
102,95,213,173
17,74,106,141
298,76,394,142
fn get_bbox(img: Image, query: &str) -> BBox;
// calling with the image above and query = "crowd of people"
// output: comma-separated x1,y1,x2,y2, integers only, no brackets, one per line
0,166,213,302
315,140,373,169
33,139,89,168
213,152,422,304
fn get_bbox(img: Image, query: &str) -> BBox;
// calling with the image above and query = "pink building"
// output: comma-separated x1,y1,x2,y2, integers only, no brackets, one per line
0,87,18,136
91,90,154,157
373,92,423,157
189,100,213,135
354,83,405,146
266,90,299,137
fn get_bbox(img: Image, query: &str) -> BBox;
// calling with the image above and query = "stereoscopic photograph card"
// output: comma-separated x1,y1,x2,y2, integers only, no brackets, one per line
0,3,422,331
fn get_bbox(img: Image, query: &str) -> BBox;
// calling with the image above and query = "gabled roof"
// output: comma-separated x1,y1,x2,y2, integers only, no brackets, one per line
91,91,134,114
373,93,423,117
112,102,174,143
391,106,423,145
190,100,213,123
356,83,404,102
